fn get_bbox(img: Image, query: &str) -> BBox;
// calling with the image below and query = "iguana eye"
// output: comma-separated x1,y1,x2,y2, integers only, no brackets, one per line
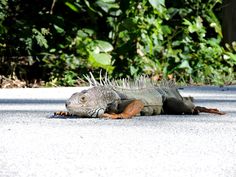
80,96,86,102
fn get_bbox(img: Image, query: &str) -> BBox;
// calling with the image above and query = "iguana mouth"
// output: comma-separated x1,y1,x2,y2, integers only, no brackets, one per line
66,105,105,117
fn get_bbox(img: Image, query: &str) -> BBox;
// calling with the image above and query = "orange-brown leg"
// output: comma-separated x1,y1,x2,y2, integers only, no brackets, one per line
101,100,144,119
194,106,225,115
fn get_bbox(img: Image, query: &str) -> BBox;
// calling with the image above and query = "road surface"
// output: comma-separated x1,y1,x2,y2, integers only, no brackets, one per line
0,86,236,177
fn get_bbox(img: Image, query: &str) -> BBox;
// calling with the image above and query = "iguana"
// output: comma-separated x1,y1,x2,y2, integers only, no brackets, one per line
54,73,225,119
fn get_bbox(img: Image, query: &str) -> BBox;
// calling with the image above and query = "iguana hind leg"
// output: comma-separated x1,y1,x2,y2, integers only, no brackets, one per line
194,106,225,115
163,97,225,115
101,100,144,119
163,97,195,115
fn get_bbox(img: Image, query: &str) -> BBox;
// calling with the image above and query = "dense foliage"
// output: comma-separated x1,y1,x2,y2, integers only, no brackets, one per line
0,0,235,86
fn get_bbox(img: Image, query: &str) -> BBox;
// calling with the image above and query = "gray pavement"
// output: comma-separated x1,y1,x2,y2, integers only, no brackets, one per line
0,86,236,177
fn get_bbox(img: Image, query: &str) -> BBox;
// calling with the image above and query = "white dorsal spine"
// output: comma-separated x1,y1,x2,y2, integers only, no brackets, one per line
84,72,178,92
84,72,183,101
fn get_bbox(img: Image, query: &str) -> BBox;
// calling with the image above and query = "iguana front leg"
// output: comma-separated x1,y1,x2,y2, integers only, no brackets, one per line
100,100,144,119
54,111,72,116
194,106,225,115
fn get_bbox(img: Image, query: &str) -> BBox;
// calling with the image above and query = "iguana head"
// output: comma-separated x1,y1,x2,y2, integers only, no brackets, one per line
65,86,119,118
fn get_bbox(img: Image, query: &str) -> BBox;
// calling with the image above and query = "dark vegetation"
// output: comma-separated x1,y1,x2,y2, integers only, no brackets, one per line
0,0,236,87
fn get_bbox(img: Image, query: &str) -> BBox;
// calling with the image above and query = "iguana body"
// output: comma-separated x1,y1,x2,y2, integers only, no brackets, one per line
55,73,224,119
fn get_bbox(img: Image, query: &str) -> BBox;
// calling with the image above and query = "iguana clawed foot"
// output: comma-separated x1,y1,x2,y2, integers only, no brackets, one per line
194,106,225,115
54,111,72,116
100,100,144,119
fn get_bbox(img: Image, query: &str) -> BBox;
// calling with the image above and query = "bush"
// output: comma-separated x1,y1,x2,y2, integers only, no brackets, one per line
0,0,235,86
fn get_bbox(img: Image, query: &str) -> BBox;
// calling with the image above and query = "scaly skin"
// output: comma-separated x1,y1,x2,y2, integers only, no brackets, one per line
53,75,225,118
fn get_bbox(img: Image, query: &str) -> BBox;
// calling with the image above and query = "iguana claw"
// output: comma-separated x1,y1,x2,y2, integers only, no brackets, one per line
194,106,226,115
54,111,72,116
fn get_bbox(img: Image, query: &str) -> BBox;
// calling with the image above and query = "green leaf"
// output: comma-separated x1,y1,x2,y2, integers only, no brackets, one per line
89,52,111,65
53,24,64,34
183,18,192,27
88,52,114,72
179,60,190,68
206,9,222,37
96,0,119,13
224,52,236,64
65,2,79,13
178,60,192,73
195,16,203,29
77,28,94,38
49,48,56,53
148,0,165,9
94,40,113,52
119,18,137,31
84,0,102,16
232,42,236,51
130,65,138,75
32,28,48,49
161,25,171,35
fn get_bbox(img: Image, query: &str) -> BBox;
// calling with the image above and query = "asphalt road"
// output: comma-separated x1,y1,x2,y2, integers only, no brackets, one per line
0,86,236,177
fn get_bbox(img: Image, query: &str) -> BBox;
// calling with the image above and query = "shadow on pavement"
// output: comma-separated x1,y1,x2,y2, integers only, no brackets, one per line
0,98,65,104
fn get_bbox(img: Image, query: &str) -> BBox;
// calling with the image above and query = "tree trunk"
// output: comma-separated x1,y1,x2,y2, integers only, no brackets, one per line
222,0,236,44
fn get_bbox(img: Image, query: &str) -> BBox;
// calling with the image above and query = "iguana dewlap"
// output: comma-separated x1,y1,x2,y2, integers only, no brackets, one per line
55,74,225,119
